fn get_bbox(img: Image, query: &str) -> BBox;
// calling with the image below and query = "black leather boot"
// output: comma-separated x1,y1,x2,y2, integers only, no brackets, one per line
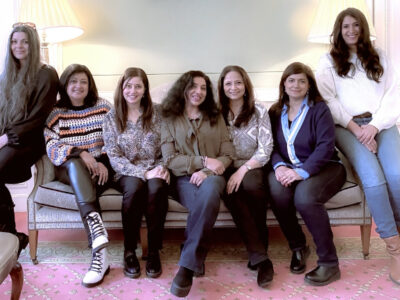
170,266,193,297
123,250,140,278
146,251,162,278
290,245,310,274
304,265,340,286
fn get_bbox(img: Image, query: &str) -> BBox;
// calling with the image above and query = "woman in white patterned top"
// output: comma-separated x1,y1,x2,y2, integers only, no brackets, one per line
218,65,274,288
103,67,169,280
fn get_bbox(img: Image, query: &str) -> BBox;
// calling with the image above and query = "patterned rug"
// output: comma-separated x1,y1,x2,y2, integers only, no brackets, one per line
1,237,400,299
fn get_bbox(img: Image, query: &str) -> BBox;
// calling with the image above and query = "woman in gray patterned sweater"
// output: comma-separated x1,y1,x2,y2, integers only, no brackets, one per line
103,67,169,279
218,65,274,288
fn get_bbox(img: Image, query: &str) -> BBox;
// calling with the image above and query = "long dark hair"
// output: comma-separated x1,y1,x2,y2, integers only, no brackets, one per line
114,67,153,132
161,70,219,125
270,62,324,116
57,64,99,108
330,7,383,82
0,24,42,134
218,65,255,127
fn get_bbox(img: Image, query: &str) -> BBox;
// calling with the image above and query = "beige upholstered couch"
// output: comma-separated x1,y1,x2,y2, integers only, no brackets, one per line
27,150,371,264
26,88,372,263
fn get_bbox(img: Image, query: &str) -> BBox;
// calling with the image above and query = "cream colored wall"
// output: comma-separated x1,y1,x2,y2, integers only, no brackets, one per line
63,0,325,94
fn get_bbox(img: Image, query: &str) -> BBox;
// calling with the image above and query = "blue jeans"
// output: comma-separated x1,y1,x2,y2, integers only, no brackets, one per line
175,175,225,273
335,120,400,238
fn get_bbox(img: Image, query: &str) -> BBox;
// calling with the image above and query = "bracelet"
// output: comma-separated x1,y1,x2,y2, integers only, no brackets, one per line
244,164,252,171
202,156,208,168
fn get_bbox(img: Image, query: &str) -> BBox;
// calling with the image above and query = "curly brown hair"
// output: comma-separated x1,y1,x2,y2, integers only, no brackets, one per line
161,70,219,125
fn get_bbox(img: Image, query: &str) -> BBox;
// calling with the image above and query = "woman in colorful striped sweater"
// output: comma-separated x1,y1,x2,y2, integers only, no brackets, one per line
44,64,112,288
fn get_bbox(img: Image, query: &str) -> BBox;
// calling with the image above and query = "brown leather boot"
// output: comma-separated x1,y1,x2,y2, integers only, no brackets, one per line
383,235,400,285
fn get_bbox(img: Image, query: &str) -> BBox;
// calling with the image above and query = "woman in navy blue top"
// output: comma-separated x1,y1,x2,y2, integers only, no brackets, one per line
268,62,346,286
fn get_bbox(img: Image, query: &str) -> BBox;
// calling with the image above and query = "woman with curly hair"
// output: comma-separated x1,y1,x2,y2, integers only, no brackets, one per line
161,70,233,297
0,23,58,255
218,65,274,288
103,67,169,279
316,7,400,285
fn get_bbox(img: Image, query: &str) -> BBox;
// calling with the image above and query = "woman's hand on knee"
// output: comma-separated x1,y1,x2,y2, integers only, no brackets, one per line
79,151,99,176
190,171,207,186
96,162,109,185
226,167,246,194
359,124,378,145
205,157,225,175
363,138,377,153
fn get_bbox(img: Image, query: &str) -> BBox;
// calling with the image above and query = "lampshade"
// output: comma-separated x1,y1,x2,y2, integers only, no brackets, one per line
17,0,84,44
308,0,376,44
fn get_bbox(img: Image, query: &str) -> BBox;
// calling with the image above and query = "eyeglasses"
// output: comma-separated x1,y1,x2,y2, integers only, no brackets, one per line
12,22,36,30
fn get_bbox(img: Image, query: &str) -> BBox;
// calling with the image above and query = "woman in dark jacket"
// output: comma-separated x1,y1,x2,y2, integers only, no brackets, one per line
268,62,346,286
0,23,58,255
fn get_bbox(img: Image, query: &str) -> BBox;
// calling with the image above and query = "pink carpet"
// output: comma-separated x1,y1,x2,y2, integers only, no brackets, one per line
1,259,399,299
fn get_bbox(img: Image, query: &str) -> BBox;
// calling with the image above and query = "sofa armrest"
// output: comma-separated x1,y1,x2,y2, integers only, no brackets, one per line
27,155,56,228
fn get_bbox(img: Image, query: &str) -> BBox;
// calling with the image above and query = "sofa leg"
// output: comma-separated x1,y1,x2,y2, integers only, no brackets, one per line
140,227,148,260
10,262,23,300
28,229,38,264
360,224,372,259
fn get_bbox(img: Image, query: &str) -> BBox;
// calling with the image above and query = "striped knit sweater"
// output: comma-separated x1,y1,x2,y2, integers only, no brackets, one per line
44,98,112,166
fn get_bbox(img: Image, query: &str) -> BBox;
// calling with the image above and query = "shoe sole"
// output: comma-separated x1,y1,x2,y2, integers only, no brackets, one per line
124,269,141,279
304,270,341,286
170,281,191,297
146,269,162,278
389,274,400,285
290,247,310,274
82,266,110,288
258,278,273,288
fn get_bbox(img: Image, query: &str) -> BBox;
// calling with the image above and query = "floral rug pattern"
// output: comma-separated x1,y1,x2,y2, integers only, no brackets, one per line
2,237,400,299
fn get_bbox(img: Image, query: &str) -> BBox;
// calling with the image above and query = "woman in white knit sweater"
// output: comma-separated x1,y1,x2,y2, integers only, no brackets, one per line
316,7,400,285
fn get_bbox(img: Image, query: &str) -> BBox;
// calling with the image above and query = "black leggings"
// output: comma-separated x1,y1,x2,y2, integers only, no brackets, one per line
56,158,113,244
118,176,168,252
0,145,40,233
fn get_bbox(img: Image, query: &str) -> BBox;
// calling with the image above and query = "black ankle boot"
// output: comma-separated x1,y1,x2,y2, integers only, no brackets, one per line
16,232,29,258
290,245,310,274
257,259,274,288
170,266,193,297
146,251,162,278
304,265,341,286
123,250,140,278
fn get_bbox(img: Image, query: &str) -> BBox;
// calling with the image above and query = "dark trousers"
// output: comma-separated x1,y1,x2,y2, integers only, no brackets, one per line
0,145,40,234
267,162,346,266
56,158,113,245
117,176,168,252
175,175,225,273
223,167,269,266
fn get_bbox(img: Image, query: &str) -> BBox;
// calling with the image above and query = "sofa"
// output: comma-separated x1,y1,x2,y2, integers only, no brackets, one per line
27,149,371,264
26,86,372,264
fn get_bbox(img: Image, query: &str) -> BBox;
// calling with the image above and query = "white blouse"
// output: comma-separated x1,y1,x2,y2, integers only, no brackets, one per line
316,48,400,131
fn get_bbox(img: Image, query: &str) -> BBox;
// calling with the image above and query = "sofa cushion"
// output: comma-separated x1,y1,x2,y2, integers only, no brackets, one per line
34,181,122,211
35,175,361,213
